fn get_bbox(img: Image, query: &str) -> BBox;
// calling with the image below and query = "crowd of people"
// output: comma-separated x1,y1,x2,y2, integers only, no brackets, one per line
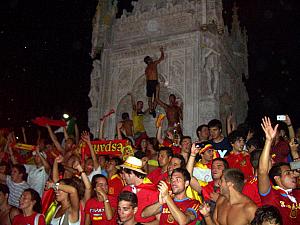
0,48,299,225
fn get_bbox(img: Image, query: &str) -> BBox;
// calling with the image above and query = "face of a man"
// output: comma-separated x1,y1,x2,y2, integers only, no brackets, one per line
106,159,116,173
201,149,214,163
171,172,187,195
209,126,222,140
137,101,144,111
232,137,245,152
167,158,181,176
199,127,209,140
211,160,225,180
181,138,191,153
118,200,137,223
220,175,229,196
158,150,171,168
84,158,94,173
276,165,297,189
169,95,176,104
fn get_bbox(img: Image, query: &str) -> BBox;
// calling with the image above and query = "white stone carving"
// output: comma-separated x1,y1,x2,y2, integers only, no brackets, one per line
89,0,249,140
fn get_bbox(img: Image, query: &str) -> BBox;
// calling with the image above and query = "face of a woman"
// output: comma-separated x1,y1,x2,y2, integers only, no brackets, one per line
19,191,34,210
55,182,68,202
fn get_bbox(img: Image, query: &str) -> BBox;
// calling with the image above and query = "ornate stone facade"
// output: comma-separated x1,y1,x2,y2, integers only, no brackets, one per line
88,0,248,139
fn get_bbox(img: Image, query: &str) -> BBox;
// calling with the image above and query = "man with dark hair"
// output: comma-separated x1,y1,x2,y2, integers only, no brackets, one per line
208,119,232,158
0,184,20,225
120,156,159,224
200,168,257,225
180,136,192,163
142,168,202,225
226,130,253,180
118,191,142,225
258,117,300,225
144,47,165,117
201,158,229,215
242,149,263,206
251,205,282,225
147,147,173,185
196,124,209,142
0,164,30,208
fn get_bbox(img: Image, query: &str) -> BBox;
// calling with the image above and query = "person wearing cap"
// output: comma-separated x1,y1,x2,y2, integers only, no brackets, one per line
119,156,159,224
186,142,218,187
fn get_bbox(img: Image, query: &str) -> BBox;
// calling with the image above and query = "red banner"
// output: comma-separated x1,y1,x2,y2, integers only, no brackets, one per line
81,139,134,159
32,117,67,127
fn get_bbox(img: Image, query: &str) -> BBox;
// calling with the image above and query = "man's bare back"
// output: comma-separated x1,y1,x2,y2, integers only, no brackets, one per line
213,195,257,225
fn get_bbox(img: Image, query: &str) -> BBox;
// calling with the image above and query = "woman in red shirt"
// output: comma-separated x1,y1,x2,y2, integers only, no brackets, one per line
12,188,46,225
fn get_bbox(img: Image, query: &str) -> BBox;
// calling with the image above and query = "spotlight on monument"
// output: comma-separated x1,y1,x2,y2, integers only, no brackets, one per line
63,113,70,119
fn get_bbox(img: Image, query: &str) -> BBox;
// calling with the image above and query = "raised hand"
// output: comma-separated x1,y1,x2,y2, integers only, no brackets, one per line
261,117,278,141
191,143,200,156
73,160,83,172
81,131,91,144
284,114,292,126
158,181,169,201
55,155,64,164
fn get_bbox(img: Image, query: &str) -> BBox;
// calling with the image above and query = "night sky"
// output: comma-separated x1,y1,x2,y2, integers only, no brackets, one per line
1,0,300,132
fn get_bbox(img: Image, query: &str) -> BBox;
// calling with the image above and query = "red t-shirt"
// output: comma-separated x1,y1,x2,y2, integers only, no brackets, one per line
12,213,46,225
160,197,202,225
108,174,124,199
242,176,262,207
122,183,159,223
85,195,117,225
260,186,300,225
271,140,290,163
201,181,220,202
147,167,168,186
225,151,253,180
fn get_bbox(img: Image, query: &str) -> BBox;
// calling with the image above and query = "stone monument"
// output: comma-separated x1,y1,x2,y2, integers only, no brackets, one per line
88,0,249,140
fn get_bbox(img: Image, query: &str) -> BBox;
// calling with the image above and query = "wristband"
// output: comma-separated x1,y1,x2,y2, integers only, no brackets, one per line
287,124,292,127
190,155,196,157
104,199,109,203
52,182,60,191
79,171,86,176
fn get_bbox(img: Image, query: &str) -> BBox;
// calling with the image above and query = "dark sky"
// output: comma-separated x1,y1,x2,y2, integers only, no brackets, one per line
1,0,300,130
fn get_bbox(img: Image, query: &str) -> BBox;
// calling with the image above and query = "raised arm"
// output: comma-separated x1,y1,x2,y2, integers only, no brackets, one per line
21,127,27,144
284,115,295,140
186,144,198,176
226,113,236,136
73,160,92,206
156,116,165,144
52,155,64,182
258,117,278,194
35,146,51,174
98,118,105,140
46,124,64,154
128,92,136,112
75,123,79,144
81,131,99,170
156,97,168,110
154,47,165,64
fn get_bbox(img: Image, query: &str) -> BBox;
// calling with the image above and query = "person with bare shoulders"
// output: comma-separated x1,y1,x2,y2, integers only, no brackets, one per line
144,47,165,117
200,168,257,225
156,94,183,134
0,184,20,225
118,112,134,140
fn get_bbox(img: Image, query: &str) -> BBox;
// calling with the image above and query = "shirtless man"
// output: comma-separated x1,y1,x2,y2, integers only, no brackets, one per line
120,112,134,138
156,94,183,133
144,47,165,117
200,168,257,225
0,184,20,225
